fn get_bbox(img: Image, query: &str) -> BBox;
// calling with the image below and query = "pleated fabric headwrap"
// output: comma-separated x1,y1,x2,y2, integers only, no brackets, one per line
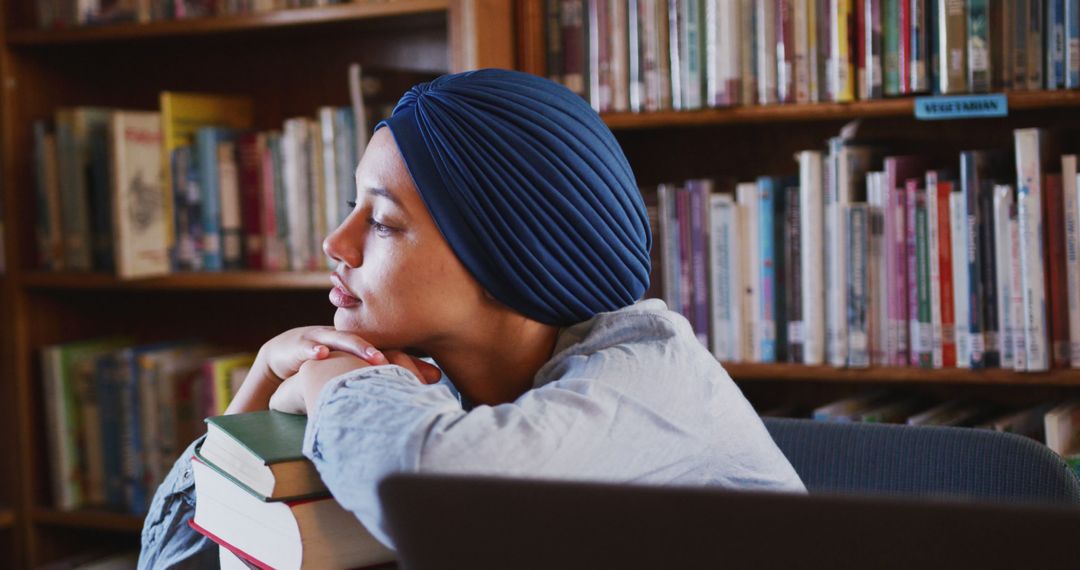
376,68,651,326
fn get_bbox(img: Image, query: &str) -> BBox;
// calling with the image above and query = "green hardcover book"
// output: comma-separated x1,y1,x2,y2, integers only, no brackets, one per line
883,0,901,95
915,188,933,369
198,410,328,502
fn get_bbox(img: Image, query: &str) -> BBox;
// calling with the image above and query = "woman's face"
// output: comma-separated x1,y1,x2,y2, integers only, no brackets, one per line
324,128,490,350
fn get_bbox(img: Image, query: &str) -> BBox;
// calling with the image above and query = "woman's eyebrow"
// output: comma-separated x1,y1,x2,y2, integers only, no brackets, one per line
363,187,404,208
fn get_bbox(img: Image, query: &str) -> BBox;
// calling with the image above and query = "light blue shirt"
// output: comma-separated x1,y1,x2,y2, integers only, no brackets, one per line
138,299,804,568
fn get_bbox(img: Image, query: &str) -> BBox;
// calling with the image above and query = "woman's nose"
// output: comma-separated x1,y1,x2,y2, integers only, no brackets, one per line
324,216,363,268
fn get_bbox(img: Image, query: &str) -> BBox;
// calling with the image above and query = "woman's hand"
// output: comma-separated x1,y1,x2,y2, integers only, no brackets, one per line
225,326,389,415
269,349,443,416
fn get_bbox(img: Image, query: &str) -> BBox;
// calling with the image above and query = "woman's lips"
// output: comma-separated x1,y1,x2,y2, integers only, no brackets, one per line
330,286,360,308
329,274,360,308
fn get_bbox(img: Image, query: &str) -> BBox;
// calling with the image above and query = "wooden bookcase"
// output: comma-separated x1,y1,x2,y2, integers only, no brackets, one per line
0,0,512,567
513,2,1080,409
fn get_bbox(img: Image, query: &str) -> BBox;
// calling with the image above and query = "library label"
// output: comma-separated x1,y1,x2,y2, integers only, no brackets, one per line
914,94,1008,120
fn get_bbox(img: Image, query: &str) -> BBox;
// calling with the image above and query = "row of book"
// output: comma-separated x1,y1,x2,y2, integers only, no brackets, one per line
547,0,1080,113
193,410,392,568
34,0,389,29
797,391,1080,470
650,126,1080,371
33,93,365,278
42,336,254,513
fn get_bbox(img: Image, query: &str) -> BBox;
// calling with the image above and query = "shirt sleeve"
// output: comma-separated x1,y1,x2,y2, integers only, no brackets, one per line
138,436,218,570
302,364,571,548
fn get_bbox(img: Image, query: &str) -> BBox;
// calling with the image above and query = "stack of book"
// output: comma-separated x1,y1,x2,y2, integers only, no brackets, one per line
648,125,1080,373
191,410,394,569
548,0,1080,113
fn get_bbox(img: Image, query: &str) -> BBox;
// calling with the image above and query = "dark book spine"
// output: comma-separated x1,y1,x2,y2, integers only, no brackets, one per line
786,185,804,363
1044,173,1071,367
237,134,264,270
561,0,588,97
689,180,711,347
910,0,929,92
778,0,796,103
961,151,986,368
546,0,564,85
978,179,1000,367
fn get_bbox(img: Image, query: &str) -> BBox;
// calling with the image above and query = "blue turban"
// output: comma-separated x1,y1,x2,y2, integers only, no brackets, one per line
376,68,651,326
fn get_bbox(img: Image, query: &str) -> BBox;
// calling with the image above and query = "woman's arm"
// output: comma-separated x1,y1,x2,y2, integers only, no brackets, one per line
137,437,216,570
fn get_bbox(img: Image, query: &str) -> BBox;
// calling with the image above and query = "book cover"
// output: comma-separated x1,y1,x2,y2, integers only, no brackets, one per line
737,182,761,361
55,107,112,271
909,0,929,92
1008,204,1028,371
936,0,967,94
950,191,971,368
993,184,1016,369
758,176,778,363
934,178,957,368
884,0,901,95
799,150,825,365
756,0,778,103
785,185,803,363
160,92,253,250
110,110,168,279
925,171,945,368
1014,128,1051,371
967,0,991,92
709,193,739,361
1047,0,1066,89
1063,155,1080,367
687,179,711,347
864,0,883,99
1045,173,1071,367
846,203,870,368
204,411,309,466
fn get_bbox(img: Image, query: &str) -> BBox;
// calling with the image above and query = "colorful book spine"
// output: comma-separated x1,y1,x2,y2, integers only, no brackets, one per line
926,171,944,368
899,0,911,93
909,0,929,92
1008,203,1028,371
884,0,901,95
831,0,855,101
950,191,971,368
960,151,986,368
680,0,704,110
993,184,1016,369
799,150,826,365
1068,0,1080,87
709,193,740,361
865,0,884,98
847,203,870,368
936,0,967,94
786,185,804,363
1063,155,1080,367
1047,0,1067,89
1045,173,1071,367
967,0,991,92
196,127,233,272
777,0,796,103
1014,128,1050,371
759,176,778,362
868,172,890,366
934,178,958,367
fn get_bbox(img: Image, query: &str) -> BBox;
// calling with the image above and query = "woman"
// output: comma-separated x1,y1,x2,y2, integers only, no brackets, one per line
139,68,804,568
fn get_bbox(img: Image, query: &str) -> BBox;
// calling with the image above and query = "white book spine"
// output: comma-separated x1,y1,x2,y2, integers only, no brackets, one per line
319,108,340,268
737,182,761,361
926,172,944,368
705,0,722,106
993,184,1016,369
825,142,847,366
1015,128,1050,371
756,0,778,104
283,118,312,272
1063,159,1080,368
1008,209,1028,371
799,150,826,364
869,172,890,366
722,0,742,104
709,194,739,361
950,191,971,368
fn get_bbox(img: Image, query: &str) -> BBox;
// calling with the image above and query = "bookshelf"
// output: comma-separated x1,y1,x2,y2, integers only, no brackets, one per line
0,0,512,567
514,2,1080,409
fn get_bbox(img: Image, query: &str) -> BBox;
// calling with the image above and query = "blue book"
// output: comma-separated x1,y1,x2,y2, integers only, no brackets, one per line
1048,0,1067,88
95,353,125,510
758,176,778,363
1067,0,1080,87
195,127,238,271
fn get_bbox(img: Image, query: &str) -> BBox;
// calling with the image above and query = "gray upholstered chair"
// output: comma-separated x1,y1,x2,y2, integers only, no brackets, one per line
763,417,1080,504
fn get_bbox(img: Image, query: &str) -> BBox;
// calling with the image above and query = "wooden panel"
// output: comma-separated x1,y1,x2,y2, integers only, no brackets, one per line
449,0,514,71
32,509,143,533
22,271,331,290
7,0,449,44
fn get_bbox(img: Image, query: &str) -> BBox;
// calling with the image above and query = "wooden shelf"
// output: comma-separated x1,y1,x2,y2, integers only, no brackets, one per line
0,508,14,529
32,508,143,533
725,363,1080,386
602,90,1080,130
6,0,447,45
21,271,330,291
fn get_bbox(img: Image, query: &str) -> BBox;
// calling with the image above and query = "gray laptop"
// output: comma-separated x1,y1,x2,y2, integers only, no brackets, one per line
379,473,1080,569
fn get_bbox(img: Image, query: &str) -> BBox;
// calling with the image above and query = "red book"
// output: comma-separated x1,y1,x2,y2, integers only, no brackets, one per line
935,179,957,367
1044,173,1071,368
237,133,264,270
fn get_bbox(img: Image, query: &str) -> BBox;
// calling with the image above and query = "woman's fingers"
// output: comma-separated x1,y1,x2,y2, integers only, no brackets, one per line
383,351,443,384
304,328,388,365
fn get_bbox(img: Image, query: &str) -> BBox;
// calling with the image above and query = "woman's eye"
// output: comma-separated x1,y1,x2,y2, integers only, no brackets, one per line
368,217,395,236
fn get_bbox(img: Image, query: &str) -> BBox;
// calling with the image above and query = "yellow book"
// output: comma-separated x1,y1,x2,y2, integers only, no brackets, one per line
832,0,854,102
205,352,255,416
159,92,253,248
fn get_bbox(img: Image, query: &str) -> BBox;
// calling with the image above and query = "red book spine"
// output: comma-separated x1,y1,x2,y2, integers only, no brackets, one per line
1044,173,1070,367
900,0,911,93
237,134,264,270
936,180,957,367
